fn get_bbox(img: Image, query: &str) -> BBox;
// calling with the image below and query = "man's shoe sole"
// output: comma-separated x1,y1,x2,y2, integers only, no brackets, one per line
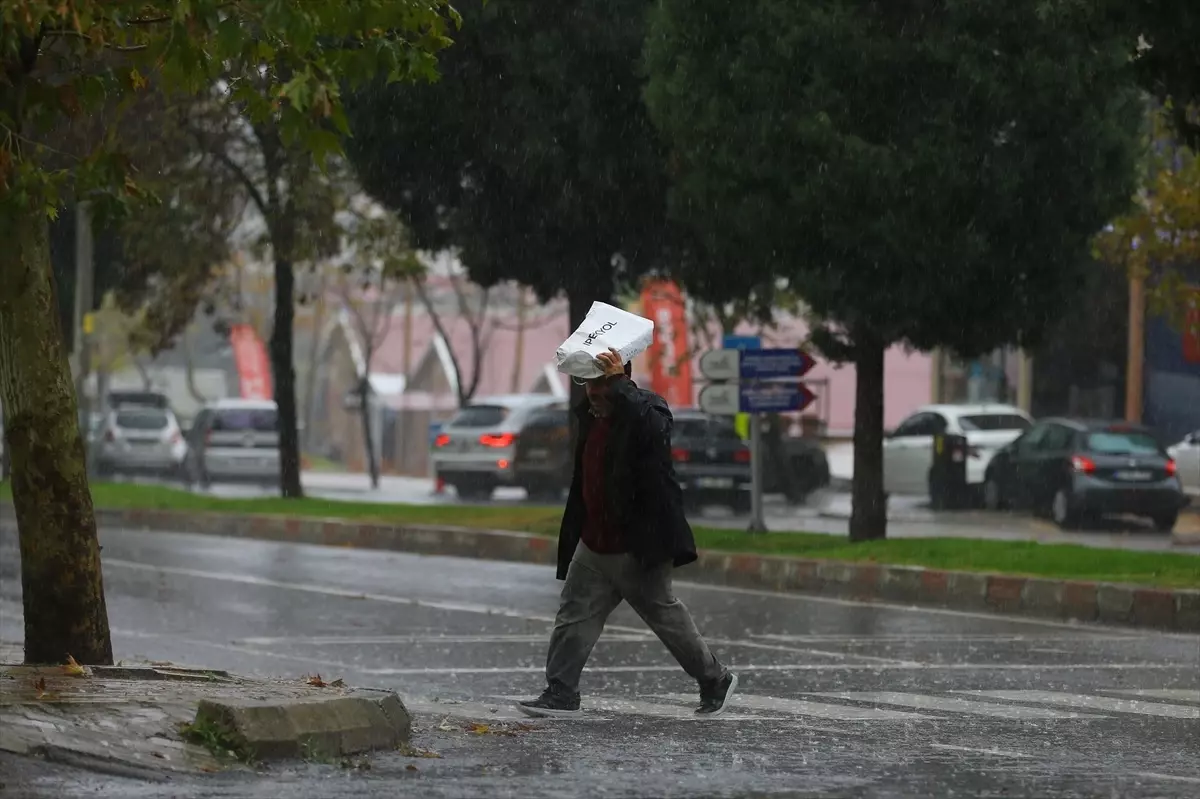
697,672,739,717
515,702,581,719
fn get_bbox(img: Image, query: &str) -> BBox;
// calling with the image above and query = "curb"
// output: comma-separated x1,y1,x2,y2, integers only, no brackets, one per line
194,690,411,761
3,505,1198,633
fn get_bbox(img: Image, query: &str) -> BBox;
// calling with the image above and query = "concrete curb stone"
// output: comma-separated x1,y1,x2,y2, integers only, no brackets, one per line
193,690,411,762
3,504,1197,633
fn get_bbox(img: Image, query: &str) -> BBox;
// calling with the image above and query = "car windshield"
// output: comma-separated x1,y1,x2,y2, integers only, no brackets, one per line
1085,430,1161,456
450,405,509,428
211,409,278,432
959,414,1031,432
114,409,170,430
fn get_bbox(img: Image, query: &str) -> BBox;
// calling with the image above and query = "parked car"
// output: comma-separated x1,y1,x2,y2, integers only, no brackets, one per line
883,404,1032,504
511,406,572,502
95,405,188,478
1166,429,1200,499
183,399,280,488
432,394,563,500
983,418,1187,531
670,410,751,513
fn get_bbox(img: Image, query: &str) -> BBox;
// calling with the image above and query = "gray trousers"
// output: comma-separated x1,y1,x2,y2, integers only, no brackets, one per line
546,542,726,693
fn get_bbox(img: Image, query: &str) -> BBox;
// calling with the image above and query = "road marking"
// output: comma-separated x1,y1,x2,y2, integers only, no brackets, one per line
960,691,1200,719
815,692,1105,720
672,580,1189,637
929,743,1031,759
659,692,933,721
235,634,651,646
1110,689,1200,703
1129,772,1200,785
361,662,1194,675
495,695,784,721
752,633,1141,643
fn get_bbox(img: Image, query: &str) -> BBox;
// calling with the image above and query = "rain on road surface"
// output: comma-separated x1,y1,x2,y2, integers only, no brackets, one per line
1,524,1197,798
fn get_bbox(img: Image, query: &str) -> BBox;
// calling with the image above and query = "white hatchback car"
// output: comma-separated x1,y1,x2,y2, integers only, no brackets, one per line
1166,429,1200,499
883,403,1033,500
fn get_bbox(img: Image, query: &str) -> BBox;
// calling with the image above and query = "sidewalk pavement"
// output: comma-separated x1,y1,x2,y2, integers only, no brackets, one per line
0,646,412,775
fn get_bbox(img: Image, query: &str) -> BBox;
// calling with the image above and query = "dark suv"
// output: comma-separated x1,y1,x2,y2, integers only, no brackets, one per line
512,406,572,501
670,411,751,512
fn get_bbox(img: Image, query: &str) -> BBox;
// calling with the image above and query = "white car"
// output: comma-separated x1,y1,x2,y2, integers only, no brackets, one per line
1166,429,1200,498
883,404,1033,500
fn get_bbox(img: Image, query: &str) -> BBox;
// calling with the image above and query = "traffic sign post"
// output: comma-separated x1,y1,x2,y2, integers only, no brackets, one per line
698,344,820,534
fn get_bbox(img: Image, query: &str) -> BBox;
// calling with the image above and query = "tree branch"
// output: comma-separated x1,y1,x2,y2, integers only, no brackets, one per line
414,277,467,405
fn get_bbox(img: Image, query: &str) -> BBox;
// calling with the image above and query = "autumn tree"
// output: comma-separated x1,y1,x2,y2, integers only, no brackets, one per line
645,0,1143,541
0,0,455,665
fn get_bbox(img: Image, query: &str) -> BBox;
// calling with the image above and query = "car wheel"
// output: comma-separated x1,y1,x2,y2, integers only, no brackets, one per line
1051,488,1079,529
1151,511,1178,533
983,476,1006,511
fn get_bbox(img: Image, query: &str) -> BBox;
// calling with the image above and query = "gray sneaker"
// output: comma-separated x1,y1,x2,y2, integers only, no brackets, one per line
696,672,738,716
516,685,582,718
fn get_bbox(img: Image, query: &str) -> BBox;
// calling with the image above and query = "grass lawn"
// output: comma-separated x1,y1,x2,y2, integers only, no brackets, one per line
3,481,1199,588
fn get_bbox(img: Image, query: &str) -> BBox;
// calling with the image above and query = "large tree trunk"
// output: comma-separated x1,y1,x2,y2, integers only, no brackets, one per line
0,206,113,665
849,336,887,542
271,252,303,498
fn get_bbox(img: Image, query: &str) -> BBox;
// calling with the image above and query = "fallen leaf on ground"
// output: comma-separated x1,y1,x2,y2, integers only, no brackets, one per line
306,674,327,688
150,661,176,668
330,678,345,688
466,723,491,735
62,655,86,677
406,764,419,772
151,752,166,759
33,677,46,699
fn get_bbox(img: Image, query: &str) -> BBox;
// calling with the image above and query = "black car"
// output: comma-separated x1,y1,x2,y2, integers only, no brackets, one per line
983,418,1187,531
511,406,572,501
671,411,752,513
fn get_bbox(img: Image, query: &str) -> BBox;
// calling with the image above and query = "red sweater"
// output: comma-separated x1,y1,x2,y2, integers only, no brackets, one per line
580,415,625,554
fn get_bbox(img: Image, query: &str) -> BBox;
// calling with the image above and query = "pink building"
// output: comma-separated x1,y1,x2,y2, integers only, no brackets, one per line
311,282,933,473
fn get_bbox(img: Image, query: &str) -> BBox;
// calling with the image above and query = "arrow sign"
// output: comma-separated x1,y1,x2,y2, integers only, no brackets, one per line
699,348,816,381
738,348,816,380
699,382,817,415
739,382,817,413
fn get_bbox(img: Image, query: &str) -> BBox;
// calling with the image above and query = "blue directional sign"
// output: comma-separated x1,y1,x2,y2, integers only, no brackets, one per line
738,348,816,380
722,334,762,351
738,382,817,413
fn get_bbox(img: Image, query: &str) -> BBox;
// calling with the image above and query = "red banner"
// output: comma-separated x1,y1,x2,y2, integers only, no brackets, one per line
640,280,693,407
230,324,273,400
1184,289,1200,365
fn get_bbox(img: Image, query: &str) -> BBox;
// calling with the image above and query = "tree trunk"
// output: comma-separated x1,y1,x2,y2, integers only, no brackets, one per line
849,336,887,542
271,252,303,498
0,205,113,665
358,376,380,489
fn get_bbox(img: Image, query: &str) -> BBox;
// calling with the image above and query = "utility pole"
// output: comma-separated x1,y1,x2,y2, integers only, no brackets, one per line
1126,271,1146,423
72,202,96,471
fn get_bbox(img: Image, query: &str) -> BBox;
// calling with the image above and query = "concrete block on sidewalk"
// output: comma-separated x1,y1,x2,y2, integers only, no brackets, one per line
193,690,411,762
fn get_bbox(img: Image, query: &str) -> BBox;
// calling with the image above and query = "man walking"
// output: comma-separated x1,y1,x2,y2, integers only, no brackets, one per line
517,348,738,718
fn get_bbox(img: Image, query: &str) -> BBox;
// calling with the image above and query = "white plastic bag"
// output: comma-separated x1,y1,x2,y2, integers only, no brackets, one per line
554,301,655,379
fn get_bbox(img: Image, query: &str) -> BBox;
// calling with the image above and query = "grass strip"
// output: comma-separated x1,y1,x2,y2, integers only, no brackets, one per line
3,481,1198,588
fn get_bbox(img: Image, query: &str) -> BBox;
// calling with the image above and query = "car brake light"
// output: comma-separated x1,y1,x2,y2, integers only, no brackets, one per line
671,447,690,462
1070,454,1096,474
734,449,750,463
497,458,510,469
1166,459,1177,477
434,433,451,448
480,433,516,448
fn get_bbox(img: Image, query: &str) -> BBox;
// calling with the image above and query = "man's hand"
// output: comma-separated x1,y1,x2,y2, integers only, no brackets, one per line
595,348,626,379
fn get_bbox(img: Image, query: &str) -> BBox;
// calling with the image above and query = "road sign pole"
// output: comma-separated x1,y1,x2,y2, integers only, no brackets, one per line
748,413,767,533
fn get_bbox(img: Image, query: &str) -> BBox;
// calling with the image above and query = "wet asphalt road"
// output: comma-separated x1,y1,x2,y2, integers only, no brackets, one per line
1,524,1198,798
